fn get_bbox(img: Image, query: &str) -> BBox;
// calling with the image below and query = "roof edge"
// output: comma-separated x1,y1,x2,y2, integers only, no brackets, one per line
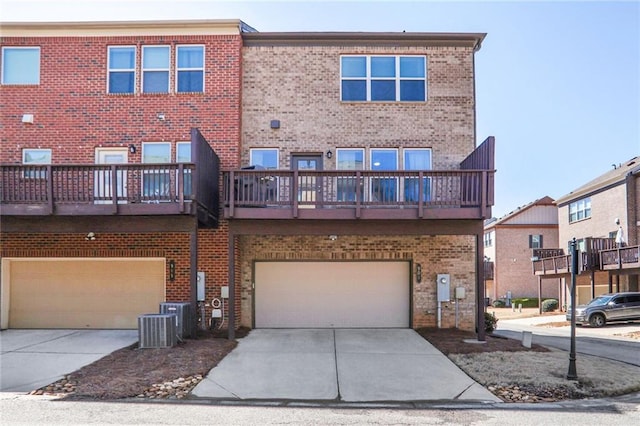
242,31,486,49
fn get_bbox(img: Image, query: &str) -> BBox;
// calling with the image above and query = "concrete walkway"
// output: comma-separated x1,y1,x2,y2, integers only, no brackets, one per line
192,328,501,403
0,329,138,392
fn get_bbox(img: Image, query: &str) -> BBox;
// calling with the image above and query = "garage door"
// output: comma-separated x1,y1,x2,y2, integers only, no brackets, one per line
255,261,410,328
2,258,165,329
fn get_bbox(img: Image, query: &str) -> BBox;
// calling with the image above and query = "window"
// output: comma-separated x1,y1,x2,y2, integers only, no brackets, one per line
569,197,591,223
142,143,171,200
336,148,364,202
22,148,51,178
176,142,192,197
108,46,136,94
2,47,40,85
250,149,278,169
529,235,543,249
341,55,426,102
403,149,431,202
142,46,170,93
177,45,204,93
484,231,494,248
370,149,398,202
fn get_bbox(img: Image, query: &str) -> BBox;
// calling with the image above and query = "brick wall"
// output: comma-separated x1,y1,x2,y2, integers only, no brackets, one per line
241,45,476,168
238,234,477,331
494,226,559,300
1,34,242,169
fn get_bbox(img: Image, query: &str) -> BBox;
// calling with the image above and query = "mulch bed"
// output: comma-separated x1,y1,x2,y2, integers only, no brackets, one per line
416,327,549,355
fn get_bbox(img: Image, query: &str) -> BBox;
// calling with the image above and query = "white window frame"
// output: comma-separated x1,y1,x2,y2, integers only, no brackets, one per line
370,148,399,202
402,148,432,203
569,197,591,223
2,46,40,85
176,44,205,93
176,141,192,197
22,148,51,178
142,45,170,94
340,55,427,102
529,234,543,249
484,231,494,248
107,45,136,94
249,148,279,169
142,142,171,201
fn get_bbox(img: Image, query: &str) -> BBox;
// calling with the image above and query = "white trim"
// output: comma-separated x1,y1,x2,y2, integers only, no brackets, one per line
250,148,279,169
176,44,205,93
107,45,136,94
141,45,171,94
1,46,40,85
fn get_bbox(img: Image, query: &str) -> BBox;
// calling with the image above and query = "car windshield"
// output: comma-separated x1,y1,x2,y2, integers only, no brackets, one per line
587,295,614,306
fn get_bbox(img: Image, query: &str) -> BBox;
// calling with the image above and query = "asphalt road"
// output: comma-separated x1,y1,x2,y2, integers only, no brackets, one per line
494,317,640,367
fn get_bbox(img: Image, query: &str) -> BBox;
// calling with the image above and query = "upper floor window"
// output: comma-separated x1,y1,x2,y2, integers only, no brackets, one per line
569,197,591,223
177,45,204,93
250,148,278,169
108,46,135,94
22,148,51,178
2,47,40,85
484,231,494,247
341,55,426,102
142,46,170,93
529,234,543,249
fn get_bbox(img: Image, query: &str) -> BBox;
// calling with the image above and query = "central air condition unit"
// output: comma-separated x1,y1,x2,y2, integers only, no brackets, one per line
138,314,177,349
159,302,191,339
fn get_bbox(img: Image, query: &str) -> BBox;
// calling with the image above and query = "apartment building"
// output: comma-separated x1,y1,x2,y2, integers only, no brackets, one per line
484,196,558,303
533,157,640,306
1,22,495,337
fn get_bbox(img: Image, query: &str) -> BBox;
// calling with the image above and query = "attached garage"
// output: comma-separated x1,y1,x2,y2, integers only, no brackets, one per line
1,258,165,329
254,261,410,328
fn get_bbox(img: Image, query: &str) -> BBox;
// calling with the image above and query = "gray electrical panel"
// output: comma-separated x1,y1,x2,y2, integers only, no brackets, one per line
437,274,451,302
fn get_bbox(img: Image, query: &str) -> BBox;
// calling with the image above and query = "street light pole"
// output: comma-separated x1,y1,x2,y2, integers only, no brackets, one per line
567,237,578,380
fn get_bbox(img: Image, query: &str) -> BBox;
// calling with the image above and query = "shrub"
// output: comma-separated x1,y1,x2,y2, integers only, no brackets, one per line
511,298,540,308
492,299,505,308
541,298,559,312
484,312,498,333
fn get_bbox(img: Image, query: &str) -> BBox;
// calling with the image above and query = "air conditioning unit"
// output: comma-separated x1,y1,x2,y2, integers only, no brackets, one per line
160,302,191,339
138,314,177,349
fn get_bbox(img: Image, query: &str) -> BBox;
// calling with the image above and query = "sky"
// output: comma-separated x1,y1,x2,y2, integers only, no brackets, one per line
2,0,639,218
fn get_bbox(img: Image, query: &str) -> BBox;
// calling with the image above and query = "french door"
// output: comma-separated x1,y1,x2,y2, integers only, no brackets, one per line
94,148,127,203
292,154,323,208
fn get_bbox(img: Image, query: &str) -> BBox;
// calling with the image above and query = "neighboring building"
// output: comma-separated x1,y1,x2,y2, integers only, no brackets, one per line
483,196,558,303
0,20,251,330
533,157,640,306
1,22,496,337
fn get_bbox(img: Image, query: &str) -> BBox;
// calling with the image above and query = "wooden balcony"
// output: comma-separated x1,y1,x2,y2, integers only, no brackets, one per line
223,168,494,220
532,238,618,276
0,128,220,227
600,245,640,271
224,136,494,221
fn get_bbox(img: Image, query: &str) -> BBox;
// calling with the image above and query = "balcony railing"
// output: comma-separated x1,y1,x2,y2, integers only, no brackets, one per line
600,245,640,270
532,238,619,275
1,163,195,215
484,261,495,280
0,129,220,226
223,168,494,220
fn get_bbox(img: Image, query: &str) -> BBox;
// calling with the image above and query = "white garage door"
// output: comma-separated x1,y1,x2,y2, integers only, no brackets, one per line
2,258,165,329
255,261,410,328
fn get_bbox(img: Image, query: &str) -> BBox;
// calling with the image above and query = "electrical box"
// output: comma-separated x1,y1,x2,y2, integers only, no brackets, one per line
211,309,222,318
221,286,229,299
196,272,205,301
455,287,465,299
437,274,451,302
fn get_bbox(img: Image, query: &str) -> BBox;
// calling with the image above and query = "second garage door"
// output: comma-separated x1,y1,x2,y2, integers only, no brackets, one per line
2,258,165,329
254,261,410,328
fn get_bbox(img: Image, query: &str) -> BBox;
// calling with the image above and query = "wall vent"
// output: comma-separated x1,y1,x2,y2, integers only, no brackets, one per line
159,302,191,339
138,314,177,349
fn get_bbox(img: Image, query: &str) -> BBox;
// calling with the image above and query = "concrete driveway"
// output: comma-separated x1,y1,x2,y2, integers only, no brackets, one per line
192,328,501,403
0,329,138,392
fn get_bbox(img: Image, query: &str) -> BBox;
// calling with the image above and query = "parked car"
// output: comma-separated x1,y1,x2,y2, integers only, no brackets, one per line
566,292,640,327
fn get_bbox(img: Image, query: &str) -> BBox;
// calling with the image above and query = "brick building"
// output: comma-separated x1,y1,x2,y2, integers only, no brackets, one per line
533,157,640,307
1,22,495,337
483,196,558,303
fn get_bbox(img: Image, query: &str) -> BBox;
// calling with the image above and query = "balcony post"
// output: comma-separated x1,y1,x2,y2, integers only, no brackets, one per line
418,171,424,218
178,164,184,212
228,171,235,218
481,171,488,217
46,165,53,215
293,170,299,218
355,171,361,219
111,165,118,214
